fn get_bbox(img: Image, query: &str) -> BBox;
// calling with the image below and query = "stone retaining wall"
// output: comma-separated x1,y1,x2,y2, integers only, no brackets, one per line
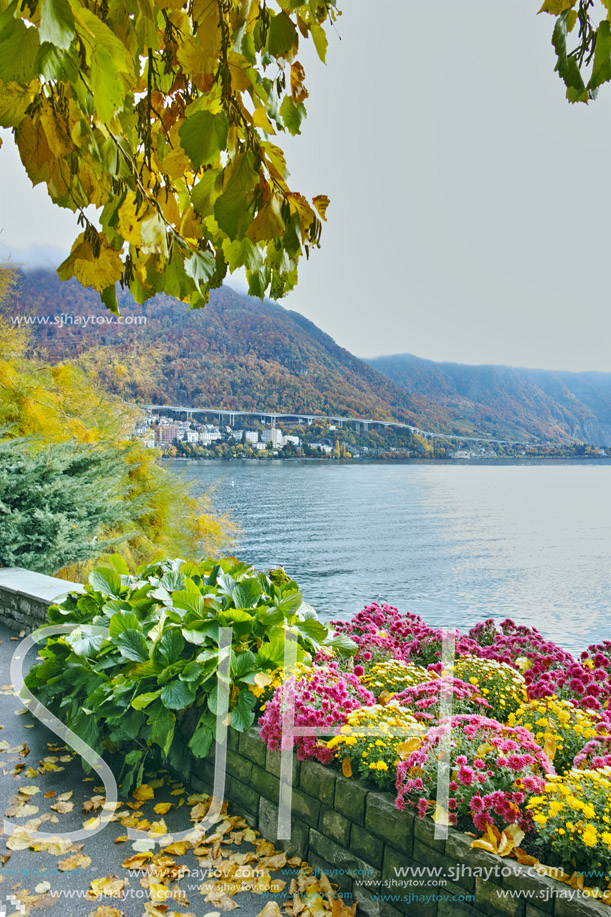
0,567,82,633
192,727,609,917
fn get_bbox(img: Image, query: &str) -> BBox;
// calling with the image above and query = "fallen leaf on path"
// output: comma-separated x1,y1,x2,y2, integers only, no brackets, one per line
58,854,92,871
86,876,126,900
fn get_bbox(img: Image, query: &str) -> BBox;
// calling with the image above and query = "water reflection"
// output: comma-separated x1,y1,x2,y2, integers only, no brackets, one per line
170,460,611,656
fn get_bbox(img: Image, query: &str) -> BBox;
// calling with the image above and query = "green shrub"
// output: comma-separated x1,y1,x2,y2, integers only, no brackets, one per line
25,555,355,794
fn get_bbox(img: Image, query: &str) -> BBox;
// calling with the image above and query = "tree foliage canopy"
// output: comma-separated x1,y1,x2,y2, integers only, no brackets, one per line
540,0,611,102
0,0,336,310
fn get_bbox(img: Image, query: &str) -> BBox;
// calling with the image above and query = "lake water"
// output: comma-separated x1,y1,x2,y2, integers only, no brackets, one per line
168,459,611,656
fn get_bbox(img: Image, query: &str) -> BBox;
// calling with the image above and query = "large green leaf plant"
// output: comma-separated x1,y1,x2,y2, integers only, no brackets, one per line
25,555,355,794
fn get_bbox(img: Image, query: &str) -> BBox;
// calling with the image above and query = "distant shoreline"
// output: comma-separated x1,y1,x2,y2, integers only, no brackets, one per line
164,455,611,468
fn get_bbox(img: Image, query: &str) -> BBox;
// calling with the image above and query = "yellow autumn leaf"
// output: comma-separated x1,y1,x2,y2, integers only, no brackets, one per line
149,883,171,902
87,906,124,917
153,803,173,815
58,234,123,294
58,854,92,871
543,729,557,763
252,106,275,134
341,757,352,778
117,191,144,246
290,61,309,103
497,824,525,857
432,804,450,826
133,784,155,802
257,903,282,917
254,672,273,689
114,836,128,844
538,0,577,13
471,824,501,854
87,876,126,900
121,852,152,870
397,737,421,758
312,194,330,221
19,785,41,796
163,841,190,855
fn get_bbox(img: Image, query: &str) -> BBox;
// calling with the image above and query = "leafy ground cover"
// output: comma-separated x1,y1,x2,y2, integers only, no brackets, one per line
17,558,611,907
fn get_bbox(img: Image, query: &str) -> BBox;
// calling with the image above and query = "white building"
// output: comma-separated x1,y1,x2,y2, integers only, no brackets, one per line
261,429,284,446
244,431,259,444
186,430,199,443
200,430,222,445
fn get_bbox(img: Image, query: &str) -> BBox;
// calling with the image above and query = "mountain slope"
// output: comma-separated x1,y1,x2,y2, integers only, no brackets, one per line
10,271,421,424
10,271,611,445
367,353,611,446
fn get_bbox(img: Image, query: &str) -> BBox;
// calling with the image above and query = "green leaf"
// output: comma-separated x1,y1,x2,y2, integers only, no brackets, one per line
276,591,304,616
267,11,297,57
310,21,328,63
280,96,306,136
149,704,175,757
232,578,262,608
106,554,130,575
90,44,125,124
179,110,229,168
109,611,142,637
589,20,611,91
160,679,196,710
39,0,75,51
552,13,587,101
69,631,106,657
89,566,123,597
188,721,214,758
325,633,358,657
184,250,216,294
157,629,185,665
230,688,257,732
214,152,259,238
293,618,328,643
257,633,293,669
131,690,160,710
116,629,149,662
180,660,205,682
0,20,40,82
232,650,256,678
101,285,119,315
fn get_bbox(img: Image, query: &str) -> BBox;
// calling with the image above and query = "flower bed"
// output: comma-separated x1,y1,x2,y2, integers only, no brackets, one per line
20,563,611,909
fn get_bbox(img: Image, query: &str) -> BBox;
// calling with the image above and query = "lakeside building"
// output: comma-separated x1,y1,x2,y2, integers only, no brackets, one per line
261,429,284,447
155,424,179,446
199,430,222,445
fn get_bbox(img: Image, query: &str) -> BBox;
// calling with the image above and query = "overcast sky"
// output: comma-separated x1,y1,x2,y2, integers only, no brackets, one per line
1,0,610,371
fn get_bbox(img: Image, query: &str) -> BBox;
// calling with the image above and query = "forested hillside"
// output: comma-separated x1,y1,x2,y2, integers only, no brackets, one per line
11,271,421,424
11,271,611,445
368,354,611,446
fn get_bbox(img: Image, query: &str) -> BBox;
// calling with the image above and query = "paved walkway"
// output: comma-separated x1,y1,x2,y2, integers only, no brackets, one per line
0,623,341,917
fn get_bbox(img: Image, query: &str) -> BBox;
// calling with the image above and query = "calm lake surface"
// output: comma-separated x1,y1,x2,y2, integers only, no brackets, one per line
168,459,611,656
